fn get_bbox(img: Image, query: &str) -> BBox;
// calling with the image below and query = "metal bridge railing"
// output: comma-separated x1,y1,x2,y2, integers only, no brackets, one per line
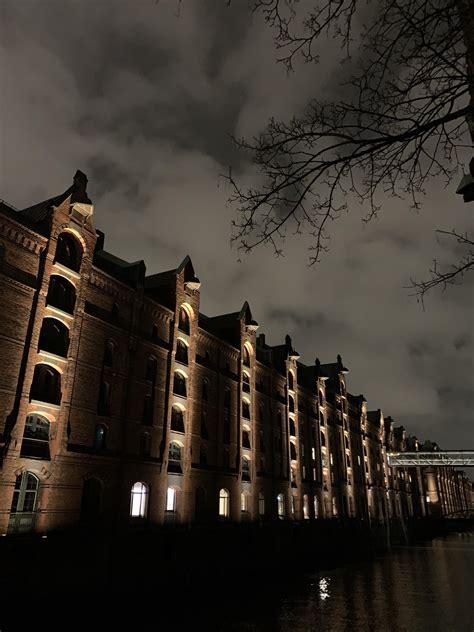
387,451,474,467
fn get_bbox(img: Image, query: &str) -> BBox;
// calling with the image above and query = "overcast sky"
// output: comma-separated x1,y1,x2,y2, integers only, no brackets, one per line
1,0,473,455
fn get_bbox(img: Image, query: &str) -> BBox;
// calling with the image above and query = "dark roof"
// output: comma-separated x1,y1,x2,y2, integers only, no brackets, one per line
367,410,382,424
93,249,146,287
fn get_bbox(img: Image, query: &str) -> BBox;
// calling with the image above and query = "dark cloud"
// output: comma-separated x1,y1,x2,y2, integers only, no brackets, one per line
0,0,472,460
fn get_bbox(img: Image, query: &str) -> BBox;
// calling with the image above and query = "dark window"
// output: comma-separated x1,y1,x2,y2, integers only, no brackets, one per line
319,391,324,406
260,430,266,453
173,372,186,397
199,445,208,465
140,432,151,457
142,395,153,426
289,418,296,436
20,414,50,460
320,412,324,426
54,232,82,272
224,389,231,409
290,442,297,460
171,406,185,432
30,364,61,405
176,340,188,365
242,457,250,481
94,424,107,450
223,410,231,444
243,346,250,367
288,372,294,390
38,318,69,357
289,396,295,413
259,404,264,422
46,275,76,314
320,431,326,447
242,372,250,393
80,478,102,523
111,302,119,323
145,357,157,383
103,340,115,368
242,429,251,449
242,401,250,419
8,472,39,534
178,307,190,334
201,379,209,401
200,410,209,439
222,449,230,469
151,324,158,340
97,381,111,416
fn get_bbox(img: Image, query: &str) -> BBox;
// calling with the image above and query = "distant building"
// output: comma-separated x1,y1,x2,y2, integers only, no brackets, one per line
0,172,471,534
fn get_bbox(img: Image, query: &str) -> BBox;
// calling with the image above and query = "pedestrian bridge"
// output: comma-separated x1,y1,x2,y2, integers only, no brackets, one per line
387,451,474,467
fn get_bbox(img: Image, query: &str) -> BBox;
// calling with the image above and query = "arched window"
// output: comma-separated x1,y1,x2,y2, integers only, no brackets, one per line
242,456,251,481
319,412,324,426
30,364,61,405
94,424,107,450
242,427,251,449
54,232,82,272
145,356,157,383
176,340,188,365
289,417,296,436
38,318,70,357
243,346,250,367
290,441,297,461
219,488,230,518
130,482,148,518
320,430,326,448
289,396,295,413
111,302,119,323
241,492,248,513
139,432,151,457
288,372,294,390
8,472,40,533
258,491,265,516
97,381,111,416
173,371,186,397
195,487,206,519
319,391,324,406
178,307,190,334
303,494,310,519
199,445,208,465
169,441,182,463
142,395,153,426
166,487,177,513
46,275,76,314
80,478,102,523
242,400,250,419
242,371,250,393
20,414,50,459
171,405,185,432
277,493,285,519
201,378,209,401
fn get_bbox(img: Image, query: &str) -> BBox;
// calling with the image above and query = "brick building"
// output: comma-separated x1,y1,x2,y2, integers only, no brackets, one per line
0,171,471,534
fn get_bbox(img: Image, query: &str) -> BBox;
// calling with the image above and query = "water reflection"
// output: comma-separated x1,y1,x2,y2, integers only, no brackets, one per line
272,534,474,632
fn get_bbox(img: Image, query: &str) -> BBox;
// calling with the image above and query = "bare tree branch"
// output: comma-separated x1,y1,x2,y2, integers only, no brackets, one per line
226,0,473,297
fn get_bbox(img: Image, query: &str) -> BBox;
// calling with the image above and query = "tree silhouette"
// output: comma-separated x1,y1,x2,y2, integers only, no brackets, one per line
227,0,473,296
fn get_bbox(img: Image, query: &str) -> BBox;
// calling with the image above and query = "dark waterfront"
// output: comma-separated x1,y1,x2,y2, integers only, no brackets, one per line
202,533,474,632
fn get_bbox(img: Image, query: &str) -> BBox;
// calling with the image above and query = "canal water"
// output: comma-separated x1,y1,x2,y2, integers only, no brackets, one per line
204,532,474,632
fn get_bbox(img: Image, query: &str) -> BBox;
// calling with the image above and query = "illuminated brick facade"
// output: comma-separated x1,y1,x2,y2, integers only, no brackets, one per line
0,172,471,534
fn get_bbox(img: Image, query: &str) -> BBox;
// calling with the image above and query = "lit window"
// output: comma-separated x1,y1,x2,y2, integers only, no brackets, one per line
312,447,316,460
94,424,107,450
166,487,177,512
303,494,310,519
219,488,230,518
330,453,334,466
20,414,50,459
169,441,181,462
314,496,319,518
241,492,248,512
130,482,148,518
277,494,285,519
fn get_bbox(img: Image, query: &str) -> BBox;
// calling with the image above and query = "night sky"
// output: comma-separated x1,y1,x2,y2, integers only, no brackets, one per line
1,1,473,455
